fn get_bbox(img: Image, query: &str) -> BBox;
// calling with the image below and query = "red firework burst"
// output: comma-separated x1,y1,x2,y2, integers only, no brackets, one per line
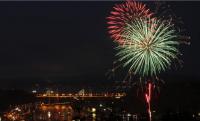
107,0,153,44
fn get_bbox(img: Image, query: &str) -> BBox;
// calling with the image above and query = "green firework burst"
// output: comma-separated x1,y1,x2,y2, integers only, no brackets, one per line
116,17,180,77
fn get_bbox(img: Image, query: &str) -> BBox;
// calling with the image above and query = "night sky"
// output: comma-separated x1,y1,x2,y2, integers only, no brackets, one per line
0,1,199,88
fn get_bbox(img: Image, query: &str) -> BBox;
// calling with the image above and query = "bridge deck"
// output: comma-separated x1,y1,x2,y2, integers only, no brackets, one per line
36,93,126,99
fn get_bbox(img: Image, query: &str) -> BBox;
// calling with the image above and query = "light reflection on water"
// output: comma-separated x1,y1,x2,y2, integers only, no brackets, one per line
32,104,96,121
3,102,136,121
34,104,73,121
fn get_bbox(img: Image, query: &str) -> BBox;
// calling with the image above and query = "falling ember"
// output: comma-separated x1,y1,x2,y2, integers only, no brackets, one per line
145,82,152,121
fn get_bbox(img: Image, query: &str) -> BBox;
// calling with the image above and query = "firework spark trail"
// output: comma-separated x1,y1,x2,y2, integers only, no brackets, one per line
107,0,153,44
116,17,179,77
145,83,152,121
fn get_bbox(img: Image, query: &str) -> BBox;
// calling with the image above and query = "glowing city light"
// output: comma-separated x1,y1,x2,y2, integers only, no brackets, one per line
91,108,96,113
47,111,51,118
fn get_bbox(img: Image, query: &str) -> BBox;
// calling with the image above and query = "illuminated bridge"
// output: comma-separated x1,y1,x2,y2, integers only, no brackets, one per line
36,89,126,100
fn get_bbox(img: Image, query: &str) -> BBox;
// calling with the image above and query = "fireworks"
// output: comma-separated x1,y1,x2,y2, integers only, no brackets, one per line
107,1,189,121
107,0,190,80
116,17,179,77
107,0,153,44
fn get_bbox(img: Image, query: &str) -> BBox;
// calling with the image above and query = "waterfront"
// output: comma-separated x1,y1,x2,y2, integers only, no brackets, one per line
1,93,200,121
2,102,200,121
1,91,138,121
2,102,139,121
